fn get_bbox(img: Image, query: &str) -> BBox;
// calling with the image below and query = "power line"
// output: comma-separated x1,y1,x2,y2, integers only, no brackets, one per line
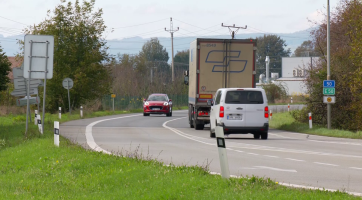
113,18,168,29
0,15,28,26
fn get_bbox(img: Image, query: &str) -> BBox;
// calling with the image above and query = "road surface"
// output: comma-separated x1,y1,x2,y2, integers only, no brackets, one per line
60,110,362,195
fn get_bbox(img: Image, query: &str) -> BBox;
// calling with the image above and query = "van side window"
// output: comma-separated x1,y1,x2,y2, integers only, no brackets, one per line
215,91,222,105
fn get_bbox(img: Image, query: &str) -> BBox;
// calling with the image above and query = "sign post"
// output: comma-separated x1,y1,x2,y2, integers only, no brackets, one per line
62,78,74,114
111,94,116,111
323,80,335,129
23,35,54,134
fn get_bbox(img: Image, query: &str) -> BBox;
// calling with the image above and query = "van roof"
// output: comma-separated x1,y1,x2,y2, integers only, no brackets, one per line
218,88,264,92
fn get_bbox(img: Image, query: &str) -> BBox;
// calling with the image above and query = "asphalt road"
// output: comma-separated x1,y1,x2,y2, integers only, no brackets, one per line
61,110,362,195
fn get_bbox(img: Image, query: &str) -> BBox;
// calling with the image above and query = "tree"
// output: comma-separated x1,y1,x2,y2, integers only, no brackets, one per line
255,35,291,81
0,46,11,92
138,38,170,81
23,0,111,112
293,40,319,57
174,50,189,76
303,0,362,130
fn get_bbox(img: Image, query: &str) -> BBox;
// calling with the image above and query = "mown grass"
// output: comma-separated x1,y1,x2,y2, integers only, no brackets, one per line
270,112,362,139
0,108,360,199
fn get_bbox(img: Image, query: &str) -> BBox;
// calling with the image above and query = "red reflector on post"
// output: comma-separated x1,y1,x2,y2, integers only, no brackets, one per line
219,106,224,118
309,116,312,120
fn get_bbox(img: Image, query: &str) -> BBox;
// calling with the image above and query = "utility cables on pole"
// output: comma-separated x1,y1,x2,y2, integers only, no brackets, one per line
221,23,247,39
165,17,179,82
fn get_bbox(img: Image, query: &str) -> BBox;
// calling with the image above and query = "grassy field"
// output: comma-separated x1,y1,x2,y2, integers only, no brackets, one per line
269,112,362,139
0,109,360,199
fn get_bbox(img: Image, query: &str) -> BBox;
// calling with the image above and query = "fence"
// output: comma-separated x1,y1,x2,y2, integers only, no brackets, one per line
101,94,188,111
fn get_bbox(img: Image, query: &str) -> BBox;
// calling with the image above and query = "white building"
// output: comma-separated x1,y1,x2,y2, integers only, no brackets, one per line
257,57,320,96
276,57,320,95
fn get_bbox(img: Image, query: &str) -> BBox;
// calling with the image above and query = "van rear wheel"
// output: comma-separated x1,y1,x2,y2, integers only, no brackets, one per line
210,128,216,138
261,132,268,140
253,133,261,139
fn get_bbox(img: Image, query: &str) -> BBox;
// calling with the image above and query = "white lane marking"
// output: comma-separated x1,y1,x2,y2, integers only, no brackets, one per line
85,114,141,154
233,150,244,153
314,162,339,167
278,183,362,197
247,153,259,156
268,133,292,139
349,167,362,170
285,158,305,162
264,155,279,158
254,166,297,173
309,140,362,146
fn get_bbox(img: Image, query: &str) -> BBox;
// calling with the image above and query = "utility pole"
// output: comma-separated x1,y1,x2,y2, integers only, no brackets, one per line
165,17,179,82
221,23,247,39
327,0,331,129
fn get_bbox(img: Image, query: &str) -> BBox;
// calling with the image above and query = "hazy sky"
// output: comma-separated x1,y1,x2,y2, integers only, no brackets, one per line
0,0,339,40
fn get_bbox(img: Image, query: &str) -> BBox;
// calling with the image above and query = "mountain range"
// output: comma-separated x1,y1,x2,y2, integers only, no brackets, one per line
0,28,313,61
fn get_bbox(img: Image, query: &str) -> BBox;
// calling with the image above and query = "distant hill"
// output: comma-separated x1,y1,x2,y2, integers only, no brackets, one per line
0,28,314,61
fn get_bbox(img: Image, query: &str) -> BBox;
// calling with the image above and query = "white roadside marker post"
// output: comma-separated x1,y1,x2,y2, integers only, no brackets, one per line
288,104,290,112
309,113,312,129
34,110,38,125
59,107,61,119
215,125,230,179
270,110,272,120
37,115,43,134
54,121,59,147
291,97,293,104
80,106,83,118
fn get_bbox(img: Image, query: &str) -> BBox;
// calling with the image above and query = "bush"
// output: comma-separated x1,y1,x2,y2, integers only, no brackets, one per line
261,82,288,104
290,107,309,123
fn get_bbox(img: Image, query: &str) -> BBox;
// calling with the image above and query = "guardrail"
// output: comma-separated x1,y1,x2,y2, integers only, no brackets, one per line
269,104,306,113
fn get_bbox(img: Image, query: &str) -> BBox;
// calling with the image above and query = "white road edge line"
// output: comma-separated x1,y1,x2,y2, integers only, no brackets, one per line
349,167,362,170
264,155,279,158
82,115,362,197
254,166,297,172
314,162,339,167
85,114,142,154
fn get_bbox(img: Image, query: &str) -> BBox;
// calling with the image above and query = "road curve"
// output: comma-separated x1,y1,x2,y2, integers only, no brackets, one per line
61,110,362,195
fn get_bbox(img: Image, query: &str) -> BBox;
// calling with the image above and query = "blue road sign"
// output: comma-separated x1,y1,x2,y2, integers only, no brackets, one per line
323,80,335,88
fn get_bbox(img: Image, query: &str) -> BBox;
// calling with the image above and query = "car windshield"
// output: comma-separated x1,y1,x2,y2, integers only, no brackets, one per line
147,95,167,101
225,91,264,104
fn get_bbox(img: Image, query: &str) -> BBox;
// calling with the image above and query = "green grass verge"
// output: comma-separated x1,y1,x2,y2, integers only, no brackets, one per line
0,109,360,199
270,112,362,139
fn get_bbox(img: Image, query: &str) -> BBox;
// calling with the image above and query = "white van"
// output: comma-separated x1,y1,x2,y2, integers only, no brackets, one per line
209,88,269,139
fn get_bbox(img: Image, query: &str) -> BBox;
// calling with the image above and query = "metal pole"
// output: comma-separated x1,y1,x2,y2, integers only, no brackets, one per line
112,97,114,111
25,40,34,134
41,41,49,134
327,0,331,129
37,92,40,113
171,32,174,82
67,79,71,115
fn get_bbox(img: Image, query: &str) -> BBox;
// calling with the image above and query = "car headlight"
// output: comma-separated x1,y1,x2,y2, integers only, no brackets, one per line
144,102,149,106
164,102,169,106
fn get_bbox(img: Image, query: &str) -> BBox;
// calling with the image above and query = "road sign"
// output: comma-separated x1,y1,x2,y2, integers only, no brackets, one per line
11,88,38,97
62,78,74,89
111,94,116,98
323,88,335,95
14,78,42,90
23,35,54,79
16,96,40,106
323,80,335,88
323,96,336,104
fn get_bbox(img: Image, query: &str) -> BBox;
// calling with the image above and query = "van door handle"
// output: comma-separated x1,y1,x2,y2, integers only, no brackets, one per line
236,107,243,110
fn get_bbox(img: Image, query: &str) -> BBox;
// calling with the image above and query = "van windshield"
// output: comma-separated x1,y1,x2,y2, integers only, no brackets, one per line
225,91,264,104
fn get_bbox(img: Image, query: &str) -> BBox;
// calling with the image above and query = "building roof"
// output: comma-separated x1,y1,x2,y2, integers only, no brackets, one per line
7,56,23,80
273,77,305,81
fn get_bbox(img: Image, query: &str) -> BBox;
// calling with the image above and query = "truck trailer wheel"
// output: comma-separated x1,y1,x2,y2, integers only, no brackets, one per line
195,124,204,130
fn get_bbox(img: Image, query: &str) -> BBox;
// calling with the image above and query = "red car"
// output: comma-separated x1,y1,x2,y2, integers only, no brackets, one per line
143,94,173,117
